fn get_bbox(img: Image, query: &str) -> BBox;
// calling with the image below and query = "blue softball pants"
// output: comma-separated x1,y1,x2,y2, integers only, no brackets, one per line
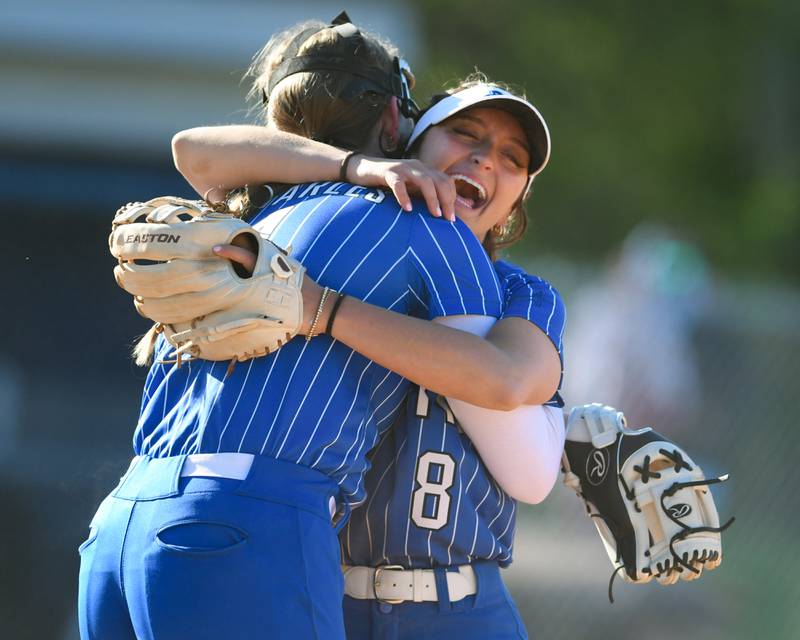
78,454,347,640
343,562,529,640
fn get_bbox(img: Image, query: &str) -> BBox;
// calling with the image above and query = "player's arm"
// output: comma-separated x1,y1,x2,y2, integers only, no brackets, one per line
448,400,565,504
171,125,456,219
214,220,559,410
316,299,557,410
431,282,565,504
429,324,562,504
311,216,560,409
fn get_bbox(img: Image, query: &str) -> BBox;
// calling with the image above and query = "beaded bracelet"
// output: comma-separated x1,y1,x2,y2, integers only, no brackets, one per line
306,287,332,341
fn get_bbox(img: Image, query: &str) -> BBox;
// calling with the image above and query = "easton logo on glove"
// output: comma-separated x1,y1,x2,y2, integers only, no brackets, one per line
123,232,181,244
561,403,734,603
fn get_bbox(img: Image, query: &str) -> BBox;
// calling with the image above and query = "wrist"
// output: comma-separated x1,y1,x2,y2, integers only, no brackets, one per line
306,287,342,341
324,292,347,337
340,151,361,183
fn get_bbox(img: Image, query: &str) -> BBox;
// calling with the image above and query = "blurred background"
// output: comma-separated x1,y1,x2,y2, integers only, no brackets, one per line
2,0,798,638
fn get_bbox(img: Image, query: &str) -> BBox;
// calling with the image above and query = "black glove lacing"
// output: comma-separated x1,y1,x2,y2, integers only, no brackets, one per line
607,467,734,604
661,475,735,575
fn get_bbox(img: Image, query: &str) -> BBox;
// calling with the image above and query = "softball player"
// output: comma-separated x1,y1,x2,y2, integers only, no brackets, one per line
78,19,504,640
336,87,565,639
173,81,566,638
340,260,565,640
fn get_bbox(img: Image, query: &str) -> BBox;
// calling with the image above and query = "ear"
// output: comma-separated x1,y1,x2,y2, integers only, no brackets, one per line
379,97,401,148
379,97,415,154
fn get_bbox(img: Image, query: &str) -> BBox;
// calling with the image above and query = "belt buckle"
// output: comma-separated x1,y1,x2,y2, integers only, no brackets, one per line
373,564,405,605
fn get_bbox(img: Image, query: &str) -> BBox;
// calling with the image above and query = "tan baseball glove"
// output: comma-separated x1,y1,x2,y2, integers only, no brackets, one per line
109,196,305,365
561,403,734,602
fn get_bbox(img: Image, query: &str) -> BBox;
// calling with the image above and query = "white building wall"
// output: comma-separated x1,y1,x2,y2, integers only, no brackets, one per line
0,0,421,156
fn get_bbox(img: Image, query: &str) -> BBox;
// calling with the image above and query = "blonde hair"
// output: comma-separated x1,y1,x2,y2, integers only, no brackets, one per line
220,20,409,219
246,21,402,150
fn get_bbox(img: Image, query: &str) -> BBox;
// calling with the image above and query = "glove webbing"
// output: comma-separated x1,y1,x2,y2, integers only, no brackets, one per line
662,475,735,575
608,472,735,604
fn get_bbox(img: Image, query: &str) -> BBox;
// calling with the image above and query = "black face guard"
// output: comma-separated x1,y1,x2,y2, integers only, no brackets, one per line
261,11,420,120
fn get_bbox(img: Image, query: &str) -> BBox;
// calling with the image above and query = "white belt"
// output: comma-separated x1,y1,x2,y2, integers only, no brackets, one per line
342,565,477,604
180,453,255,479
173,453,336,518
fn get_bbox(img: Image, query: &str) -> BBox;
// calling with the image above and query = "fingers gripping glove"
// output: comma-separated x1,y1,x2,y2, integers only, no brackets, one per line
109,196,305,364
561,403,734,602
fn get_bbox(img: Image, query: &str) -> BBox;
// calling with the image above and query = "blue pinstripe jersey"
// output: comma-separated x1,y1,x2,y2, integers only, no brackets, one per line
341,262,566,567
132,182,503,504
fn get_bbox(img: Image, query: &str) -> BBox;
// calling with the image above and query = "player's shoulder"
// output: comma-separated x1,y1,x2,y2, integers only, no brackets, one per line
250,181,395,219
495,260,565,313
494,259,552,288
407,202,488,252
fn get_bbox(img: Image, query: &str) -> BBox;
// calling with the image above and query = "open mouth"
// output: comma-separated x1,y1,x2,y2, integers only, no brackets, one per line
452,174,487,209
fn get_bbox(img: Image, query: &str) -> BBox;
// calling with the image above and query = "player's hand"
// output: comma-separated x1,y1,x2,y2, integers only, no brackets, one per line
213,243,323,336
348,156,457,221
212,242,257,275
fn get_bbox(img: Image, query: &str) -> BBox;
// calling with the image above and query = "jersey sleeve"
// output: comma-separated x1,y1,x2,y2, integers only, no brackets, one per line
406,212,503,319
496,260,566,408
495,260,566,364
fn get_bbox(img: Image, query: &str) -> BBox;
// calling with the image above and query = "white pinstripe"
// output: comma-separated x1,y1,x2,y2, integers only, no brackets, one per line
139,364,177,455
496,500,516,540
258,343,313,455
295,350,357,463
236,349,282,452
215,359,255,452
406,284,429,311
137,362,166,452
448,223,491,315
382,501,391,564
470,482,494,557
408,248,446,314
362,430,405,559
360,252,407,303
445,439,469,566
339,376,407,497
181,361,225,456
295,197,354,261
140,360,164,405
544,284,557,335
334,208,404,292
485,481,506,558
314,202,380,282
255,202,299,241
274,340,338,458
309,361,374,468
158,360,194,456
459,453,482,563
340,391,408,502
416,214,467,314
333,370,396,476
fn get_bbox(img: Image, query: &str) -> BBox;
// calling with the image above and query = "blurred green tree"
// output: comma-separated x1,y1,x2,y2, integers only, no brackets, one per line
412,0,799,281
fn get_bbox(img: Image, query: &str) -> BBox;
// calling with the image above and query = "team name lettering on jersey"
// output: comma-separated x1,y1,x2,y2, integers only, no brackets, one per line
270,181,387,209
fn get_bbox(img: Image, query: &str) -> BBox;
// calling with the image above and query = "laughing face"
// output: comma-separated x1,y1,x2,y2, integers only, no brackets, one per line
416,107,530,242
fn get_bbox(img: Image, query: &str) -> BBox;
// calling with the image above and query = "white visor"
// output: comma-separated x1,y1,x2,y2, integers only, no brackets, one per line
406,84,551,177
